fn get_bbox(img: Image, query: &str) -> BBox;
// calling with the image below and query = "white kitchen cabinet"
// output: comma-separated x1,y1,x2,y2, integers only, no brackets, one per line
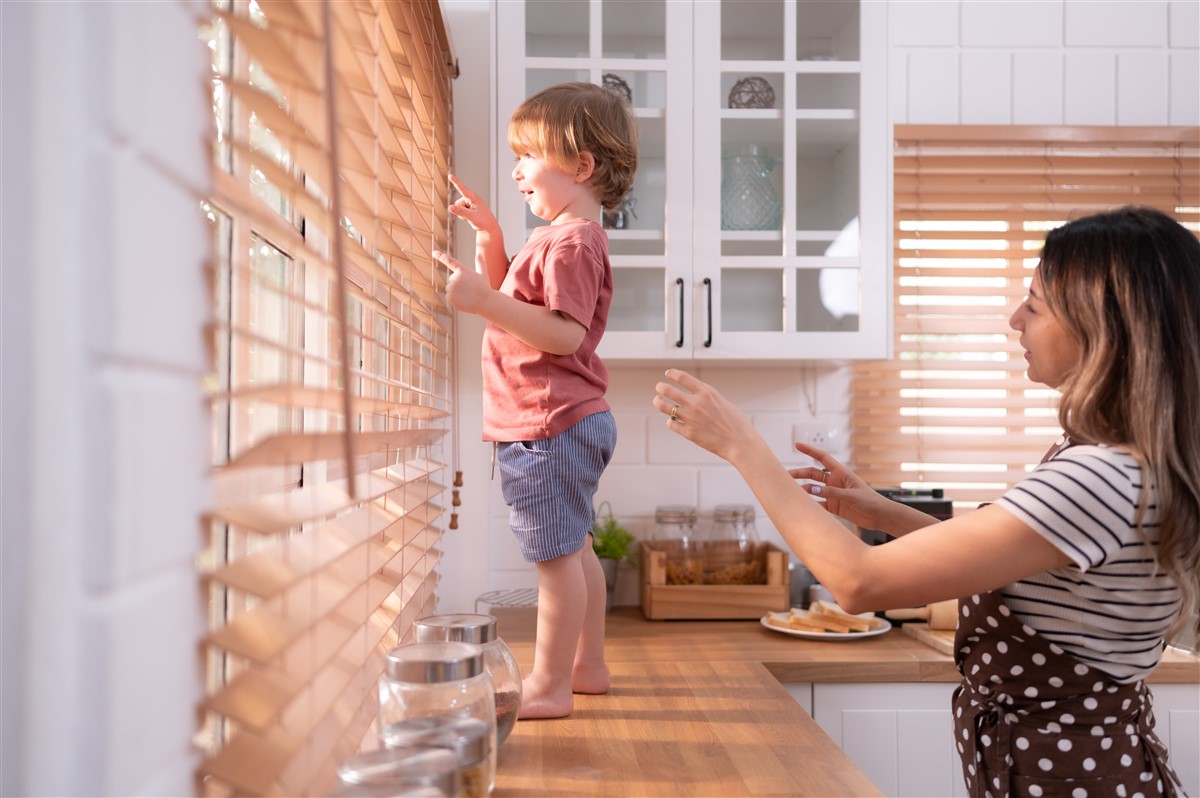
808,682,966,798
787,681,1199,798
495,0,891,362
1150,684,1200,796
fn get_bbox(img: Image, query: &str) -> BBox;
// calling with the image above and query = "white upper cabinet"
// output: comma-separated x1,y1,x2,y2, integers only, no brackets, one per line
495,0,891,362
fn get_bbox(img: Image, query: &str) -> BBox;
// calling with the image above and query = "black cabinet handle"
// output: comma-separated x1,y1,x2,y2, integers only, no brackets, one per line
703,277,713,348
675,277,685,347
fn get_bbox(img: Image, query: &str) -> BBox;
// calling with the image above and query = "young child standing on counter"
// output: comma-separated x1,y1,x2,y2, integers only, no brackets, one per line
432,81,638,719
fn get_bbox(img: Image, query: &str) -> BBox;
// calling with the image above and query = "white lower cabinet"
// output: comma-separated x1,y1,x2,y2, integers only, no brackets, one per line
1150,684,1200,796
784,682,1199,798
806,683,964,798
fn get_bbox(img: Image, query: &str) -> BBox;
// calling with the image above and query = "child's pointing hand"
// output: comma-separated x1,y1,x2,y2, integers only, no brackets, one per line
447,174,499,234
432,249,492,315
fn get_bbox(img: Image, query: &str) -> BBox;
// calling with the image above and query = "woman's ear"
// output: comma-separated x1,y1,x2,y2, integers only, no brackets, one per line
574,151,596,183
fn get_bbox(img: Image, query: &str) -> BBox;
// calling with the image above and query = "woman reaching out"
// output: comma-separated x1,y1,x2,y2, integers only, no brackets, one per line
654,206,1199,797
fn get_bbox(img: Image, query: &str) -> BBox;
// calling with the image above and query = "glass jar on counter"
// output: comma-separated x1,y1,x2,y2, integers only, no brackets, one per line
703,504,765,585
651,504,703,585
380,717,492,797
379,642,497,794
336,746,462,797
414,613,522,747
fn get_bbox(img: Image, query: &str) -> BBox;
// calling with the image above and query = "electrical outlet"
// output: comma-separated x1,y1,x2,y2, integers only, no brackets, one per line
792,424,839,448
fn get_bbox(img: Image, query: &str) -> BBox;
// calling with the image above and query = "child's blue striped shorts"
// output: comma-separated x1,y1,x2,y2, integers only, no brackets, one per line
496,410,616,563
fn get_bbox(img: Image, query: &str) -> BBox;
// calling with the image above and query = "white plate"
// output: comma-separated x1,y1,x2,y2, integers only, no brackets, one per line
760,609,892,641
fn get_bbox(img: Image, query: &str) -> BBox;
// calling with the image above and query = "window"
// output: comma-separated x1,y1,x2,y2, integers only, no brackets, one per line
853,126,1199,513
196,2,456,794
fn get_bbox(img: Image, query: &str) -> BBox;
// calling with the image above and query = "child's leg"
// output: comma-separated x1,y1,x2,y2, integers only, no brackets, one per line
571,536,611,694
519,548,587,719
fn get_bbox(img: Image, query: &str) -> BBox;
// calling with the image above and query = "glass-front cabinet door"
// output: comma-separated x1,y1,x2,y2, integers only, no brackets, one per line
495,0,890,362
692,0,889,361
495,0,693,360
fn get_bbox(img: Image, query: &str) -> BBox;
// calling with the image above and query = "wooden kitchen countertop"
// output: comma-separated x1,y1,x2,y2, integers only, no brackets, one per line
489,607,1198,797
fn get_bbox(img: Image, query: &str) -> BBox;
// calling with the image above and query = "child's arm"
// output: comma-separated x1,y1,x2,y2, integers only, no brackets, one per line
447,174,509,290
432,249,587,356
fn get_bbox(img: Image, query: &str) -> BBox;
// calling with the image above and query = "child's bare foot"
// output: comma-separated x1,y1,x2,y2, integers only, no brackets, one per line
517,673,573,719
571,662,611,694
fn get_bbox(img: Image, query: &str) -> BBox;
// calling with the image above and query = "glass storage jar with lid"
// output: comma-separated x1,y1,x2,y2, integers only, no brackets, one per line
651,504,703,585
703,503,765,585
380,716,492,797
414,613,522,747
379,641,497,793
335,746,462,797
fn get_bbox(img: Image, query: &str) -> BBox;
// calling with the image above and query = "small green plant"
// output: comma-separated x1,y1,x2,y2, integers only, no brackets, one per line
592,514,636,562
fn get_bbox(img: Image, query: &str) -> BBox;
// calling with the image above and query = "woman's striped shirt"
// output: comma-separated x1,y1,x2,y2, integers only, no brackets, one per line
995,444,1182,683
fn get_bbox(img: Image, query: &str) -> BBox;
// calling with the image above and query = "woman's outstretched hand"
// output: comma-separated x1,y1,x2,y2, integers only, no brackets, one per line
652,369,760,463
787,442,883,530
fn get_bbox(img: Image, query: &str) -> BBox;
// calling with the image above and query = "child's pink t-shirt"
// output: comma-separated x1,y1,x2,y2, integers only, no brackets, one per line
481,218,612,442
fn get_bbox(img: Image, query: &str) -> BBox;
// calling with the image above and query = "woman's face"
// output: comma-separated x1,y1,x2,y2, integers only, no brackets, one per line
1009,269,1083,389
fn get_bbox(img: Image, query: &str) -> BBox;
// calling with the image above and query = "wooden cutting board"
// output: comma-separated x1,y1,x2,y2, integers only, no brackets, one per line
903,622,956,655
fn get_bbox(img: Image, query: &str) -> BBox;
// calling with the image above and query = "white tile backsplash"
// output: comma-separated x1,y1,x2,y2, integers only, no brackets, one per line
1170,52,1200,125
1064,51,1118,123
961,50,1013,123
1169,1,1200,47
1013,52,1065,124
962,1,1064,48
1065,1,1169,47
1117,51,1171,124
907,50,961,122
889,1,960,47
892,0,1196,126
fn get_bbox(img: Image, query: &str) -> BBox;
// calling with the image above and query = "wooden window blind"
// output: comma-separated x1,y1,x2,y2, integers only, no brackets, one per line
196,1,456,795
853,126,1199,511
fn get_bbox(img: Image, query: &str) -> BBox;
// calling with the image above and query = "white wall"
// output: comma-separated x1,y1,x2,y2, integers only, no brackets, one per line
1,1,211,795
436,0,1200,615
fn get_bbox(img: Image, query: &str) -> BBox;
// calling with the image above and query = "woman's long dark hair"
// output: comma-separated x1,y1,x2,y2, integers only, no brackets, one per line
1039,206,1200,638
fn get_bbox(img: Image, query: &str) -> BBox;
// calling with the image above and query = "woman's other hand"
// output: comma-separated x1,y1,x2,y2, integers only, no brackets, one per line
787,442,883,530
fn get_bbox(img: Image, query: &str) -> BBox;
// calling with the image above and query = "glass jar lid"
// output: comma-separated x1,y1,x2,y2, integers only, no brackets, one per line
384,641,484,683
712,505,741,523
336,746,461,792
414,613,498,645
380,716,491,762
655,504,697,524
714,503,755,523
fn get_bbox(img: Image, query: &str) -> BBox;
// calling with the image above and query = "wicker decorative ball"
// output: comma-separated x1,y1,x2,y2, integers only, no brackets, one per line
728,76,775,109
602,72,633,103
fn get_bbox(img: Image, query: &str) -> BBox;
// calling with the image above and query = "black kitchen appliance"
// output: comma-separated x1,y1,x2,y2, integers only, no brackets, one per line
859,487,953,546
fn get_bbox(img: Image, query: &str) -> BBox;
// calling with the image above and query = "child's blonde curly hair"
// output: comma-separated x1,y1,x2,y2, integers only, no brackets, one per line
508,81,639,211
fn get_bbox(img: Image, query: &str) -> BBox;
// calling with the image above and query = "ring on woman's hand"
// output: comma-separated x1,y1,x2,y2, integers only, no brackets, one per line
821,468,831,482
670,406,680,423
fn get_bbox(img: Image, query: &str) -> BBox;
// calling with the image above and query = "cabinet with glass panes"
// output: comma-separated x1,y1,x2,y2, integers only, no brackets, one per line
494,0,890,362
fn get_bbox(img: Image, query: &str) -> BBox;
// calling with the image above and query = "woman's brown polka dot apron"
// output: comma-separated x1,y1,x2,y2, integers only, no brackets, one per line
953,590,1186,797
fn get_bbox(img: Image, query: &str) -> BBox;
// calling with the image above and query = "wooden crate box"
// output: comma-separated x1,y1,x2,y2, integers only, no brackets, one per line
639,542,789,620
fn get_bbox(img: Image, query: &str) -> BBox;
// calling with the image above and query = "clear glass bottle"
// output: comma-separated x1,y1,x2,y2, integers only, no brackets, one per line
380,717,492,797
414,613,522,747
379,642,497,795
703,503,765,585
652,504,703,585
336,746,462,797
